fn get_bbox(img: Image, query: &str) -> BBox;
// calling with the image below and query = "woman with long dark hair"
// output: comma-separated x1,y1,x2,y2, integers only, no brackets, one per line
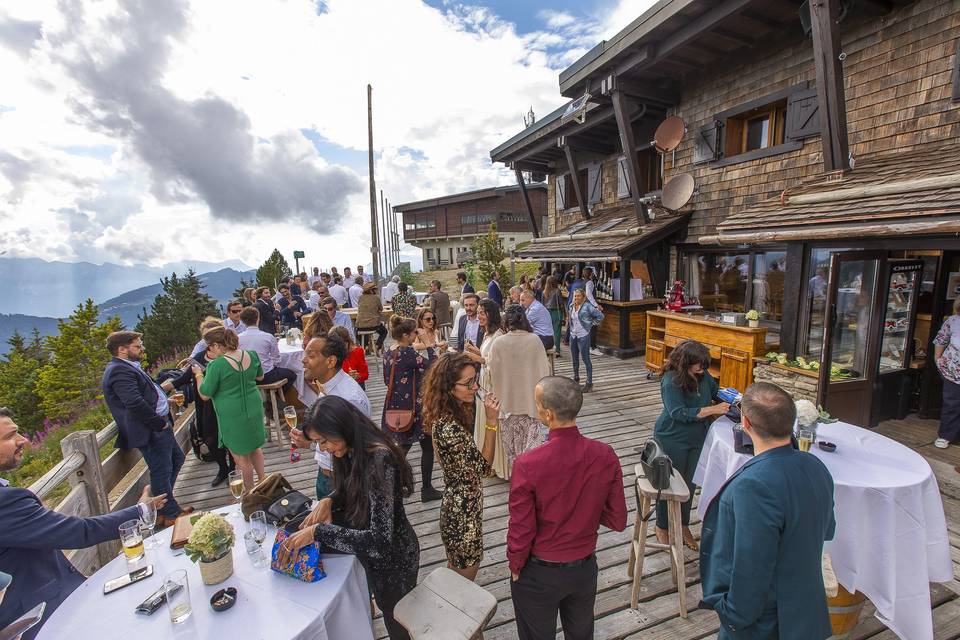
277,395,417,640
464,299,508,477
422,352,499,581
653,340,729,548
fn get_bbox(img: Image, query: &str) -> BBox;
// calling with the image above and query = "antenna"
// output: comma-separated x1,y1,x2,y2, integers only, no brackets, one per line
523,107,536,128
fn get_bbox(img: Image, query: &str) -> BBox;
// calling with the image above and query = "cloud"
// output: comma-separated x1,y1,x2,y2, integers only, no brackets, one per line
0,12,42,58
538,10,577,29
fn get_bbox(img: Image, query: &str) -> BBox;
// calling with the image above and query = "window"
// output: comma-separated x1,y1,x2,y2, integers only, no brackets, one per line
415,218,436,230
404,222,416,231
724,99,787,156
752,252,787,321
426,248,434,261
616,150,662,199
463,213,495,225
500,213,527,223
555,169,587,211
801,248,851,360
681,248,789,324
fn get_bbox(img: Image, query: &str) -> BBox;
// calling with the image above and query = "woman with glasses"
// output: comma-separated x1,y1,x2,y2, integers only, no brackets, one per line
414,308,447,359
383,315,441,501
463,299,508,477
422,352,500,581
653,339,730,549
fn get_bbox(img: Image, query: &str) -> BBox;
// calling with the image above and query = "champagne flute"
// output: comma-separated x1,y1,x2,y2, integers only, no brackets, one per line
171,390,185,416
284,406,300,463
249,510,268,566
227,470,244,519
139,498,159,549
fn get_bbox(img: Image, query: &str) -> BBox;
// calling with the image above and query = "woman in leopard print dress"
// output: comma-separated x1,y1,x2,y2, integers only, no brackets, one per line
422,352,500,581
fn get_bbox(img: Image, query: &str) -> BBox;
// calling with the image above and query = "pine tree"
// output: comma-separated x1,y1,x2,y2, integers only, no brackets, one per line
233,276,256,300
35,300,122,422
255,249,292,289
468,223,509,290
135,270,218,363
0,330,48,436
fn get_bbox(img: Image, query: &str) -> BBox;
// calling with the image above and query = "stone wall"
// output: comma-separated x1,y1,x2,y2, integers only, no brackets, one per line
753,362,819,404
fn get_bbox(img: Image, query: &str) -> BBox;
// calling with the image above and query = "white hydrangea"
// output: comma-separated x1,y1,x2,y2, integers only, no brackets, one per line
795,399,820,429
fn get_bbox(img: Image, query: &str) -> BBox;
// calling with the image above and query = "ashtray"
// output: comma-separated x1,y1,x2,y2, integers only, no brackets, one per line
210,587,237,612
818,441,837,452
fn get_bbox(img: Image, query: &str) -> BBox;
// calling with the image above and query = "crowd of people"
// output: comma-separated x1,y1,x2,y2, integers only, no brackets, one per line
0,262,840,640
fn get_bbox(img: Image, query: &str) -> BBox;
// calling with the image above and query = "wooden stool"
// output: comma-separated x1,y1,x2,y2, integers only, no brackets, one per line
627,463,690,616
394,567,497,640
356,329,379,356
257,380,287,446
438,323,452,341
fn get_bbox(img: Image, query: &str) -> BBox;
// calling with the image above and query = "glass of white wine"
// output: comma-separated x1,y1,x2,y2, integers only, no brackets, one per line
227,470,244,519
119,519,144,563
248,510,268,567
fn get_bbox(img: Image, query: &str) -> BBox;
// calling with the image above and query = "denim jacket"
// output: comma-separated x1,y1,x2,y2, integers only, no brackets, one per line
565,301,604,341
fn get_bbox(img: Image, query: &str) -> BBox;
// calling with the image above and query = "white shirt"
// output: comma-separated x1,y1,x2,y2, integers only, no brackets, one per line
306,291,321,310
360,272,373,283
464,316,480,345
272,291,284,304
237,327,280,373
348,284,363,308
307,275,322,287
569,304,589,339
382,281,399,303
224,317,246,334
585,280,599,307
329,284,349,306
314,370,371,470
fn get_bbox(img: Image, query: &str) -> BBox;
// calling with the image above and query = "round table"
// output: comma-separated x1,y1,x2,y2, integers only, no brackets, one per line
277,338,307,398
693,417,952,640
38,505,374,640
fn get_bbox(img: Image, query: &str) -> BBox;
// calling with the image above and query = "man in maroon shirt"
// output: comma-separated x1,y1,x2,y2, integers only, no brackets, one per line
507,376,627,640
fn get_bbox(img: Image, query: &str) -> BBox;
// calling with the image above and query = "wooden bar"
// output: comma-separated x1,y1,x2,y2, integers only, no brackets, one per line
596,299,662,358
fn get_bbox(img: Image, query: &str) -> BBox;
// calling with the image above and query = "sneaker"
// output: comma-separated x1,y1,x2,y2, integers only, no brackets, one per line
935,438,950,449
590,348,603,356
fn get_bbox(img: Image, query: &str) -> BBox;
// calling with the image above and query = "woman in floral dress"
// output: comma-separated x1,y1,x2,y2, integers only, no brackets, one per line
934,297,960,449
422,352,499,581
382,315,441,501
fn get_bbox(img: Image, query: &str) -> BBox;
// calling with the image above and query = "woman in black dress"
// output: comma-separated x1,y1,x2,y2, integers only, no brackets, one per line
278,396,418,640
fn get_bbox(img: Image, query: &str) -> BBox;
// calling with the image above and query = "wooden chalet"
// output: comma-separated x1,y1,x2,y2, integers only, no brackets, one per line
492,0,960,429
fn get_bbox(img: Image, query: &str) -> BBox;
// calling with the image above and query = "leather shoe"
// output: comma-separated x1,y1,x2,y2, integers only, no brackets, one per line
421,486,442,502
211,472,228,488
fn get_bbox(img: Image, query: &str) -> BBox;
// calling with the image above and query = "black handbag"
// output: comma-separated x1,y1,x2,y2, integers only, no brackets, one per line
639,439,673,491
266,490,312,527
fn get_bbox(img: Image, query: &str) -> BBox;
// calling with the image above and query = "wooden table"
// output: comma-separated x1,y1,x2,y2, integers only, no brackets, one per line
594,299,663,359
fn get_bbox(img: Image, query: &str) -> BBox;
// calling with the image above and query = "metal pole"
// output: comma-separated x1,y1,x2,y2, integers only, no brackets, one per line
367,84,381,283
390,200,398,273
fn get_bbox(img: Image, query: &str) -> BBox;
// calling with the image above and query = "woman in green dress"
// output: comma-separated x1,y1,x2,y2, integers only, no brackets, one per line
653,340,730,549
194,326,267,491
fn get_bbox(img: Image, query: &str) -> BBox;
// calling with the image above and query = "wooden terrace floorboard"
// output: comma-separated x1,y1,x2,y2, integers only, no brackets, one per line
171,349,960,639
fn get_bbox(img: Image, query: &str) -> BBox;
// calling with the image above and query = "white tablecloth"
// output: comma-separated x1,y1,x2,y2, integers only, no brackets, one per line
277,339,306,397
693,417,952,640
38,505,373,640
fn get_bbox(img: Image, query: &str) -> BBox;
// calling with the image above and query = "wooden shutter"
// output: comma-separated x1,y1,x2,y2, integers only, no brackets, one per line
693,122,721,164
786,88,821,140
587,164,603,204
555,175,566,211
952,40,960,102
616,157,629,198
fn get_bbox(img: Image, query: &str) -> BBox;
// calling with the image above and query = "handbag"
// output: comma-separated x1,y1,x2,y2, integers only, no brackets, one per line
384,350,416,433
266,490,312,527
270,525,326,583
241,472,293,520
639,438,673,491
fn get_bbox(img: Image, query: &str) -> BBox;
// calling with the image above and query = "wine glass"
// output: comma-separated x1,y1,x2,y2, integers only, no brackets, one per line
227,470,244,519
248,510,268,566
139,498,159,549
171,390,185,416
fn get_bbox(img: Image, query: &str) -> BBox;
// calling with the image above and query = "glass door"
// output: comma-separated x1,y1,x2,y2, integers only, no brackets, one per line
873,260,924,423
817,251,884,427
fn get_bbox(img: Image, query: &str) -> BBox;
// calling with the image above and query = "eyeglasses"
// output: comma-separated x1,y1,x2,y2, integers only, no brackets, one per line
454,375,479,388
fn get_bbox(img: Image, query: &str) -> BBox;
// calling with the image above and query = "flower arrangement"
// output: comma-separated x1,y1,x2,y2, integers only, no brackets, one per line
795,399,820,429
745,309,760,321
185,513,235,563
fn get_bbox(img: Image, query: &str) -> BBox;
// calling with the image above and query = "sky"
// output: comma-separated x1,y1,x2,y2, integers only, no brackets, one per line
0,0,656,273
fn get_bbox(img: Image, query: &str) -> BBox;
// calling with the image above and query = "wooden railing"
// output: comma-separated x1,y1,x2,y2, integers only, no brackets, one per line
27,409,195,575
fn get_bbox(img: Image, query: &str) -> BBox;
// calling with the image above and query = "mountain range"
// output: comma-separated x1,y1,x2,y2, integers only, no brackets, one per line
0,258,254,351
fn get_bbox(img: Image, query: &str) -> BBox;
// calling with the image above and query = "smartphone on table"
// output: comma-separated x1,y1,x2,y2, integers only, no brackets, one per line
103,565,153,595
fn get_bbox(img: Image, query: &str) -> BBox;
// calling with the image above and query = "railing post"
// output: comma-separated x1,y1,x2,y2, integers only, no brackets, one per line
61,430,117,567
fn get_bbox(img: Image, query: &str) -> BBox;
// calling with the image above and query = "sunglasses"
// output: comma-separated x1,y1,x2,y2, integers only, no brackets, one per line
423,317,435,322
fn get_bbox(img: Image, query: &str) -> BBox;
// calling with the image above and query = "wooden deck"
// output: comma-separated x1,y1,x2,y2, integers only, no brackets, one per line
172,351,960,639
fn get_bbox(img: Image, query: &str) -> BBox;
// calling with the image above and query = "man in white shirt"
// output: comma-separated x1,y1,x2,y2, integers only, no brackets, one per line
223,301,246,334
520,290,555,351
321,297,355,341
357,265,373,283
348,276,364,308
237,307,296,393
382,275,400,304
343,267,353,284
328,277,349,307
290,333,371,498
454,293,483,351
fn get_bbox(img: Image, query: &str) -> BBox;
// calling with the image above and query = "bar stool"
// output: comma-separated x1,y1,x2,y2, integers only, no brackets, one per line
627,463,690,616
438,323,452,341
356,329,379,356
394,567,497,639
257,380,287,445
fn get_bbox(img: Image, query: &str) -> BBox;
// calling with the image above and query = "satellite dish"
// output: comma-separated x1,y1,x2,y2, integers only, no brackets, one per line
661,173,696,211
652,116,686,153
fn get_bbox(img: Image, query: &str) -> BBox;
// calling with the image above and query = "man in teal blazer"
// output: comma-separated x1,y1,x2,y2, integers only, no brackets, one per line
699,382,836,639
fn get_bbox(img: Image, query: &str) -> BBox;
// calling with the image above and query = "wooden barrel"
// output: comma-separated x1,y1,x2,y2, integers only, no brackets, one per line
827,586,866,639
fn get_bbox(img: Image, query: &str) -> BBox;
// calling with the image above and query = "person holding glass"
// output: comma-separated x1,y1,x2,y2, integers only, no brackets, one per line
463,299,508,477
194,326,266,492
414,308,446,359
653,339,730,549
277,396,419,640
934,297,960,449
422,352,499,582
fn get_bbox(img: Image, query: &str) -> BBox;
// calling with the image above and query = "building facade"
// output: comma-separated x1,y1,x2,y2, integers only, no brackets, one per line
395,183,547,270
491,0,960,427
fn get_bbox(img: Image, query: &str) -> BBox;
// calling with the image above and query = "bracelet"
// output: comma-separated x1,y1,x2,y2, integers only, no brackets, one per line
485,423,498,432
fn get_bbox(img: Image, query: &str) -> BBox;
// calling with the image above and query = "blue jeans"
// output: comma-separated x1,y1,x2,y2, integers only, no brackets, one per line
570,334,592,383
138,427,185,518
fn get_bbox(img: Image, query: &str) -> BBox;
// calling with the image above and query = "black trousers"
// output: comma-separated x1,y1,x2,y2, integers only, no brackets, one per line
511,555,598,640
537,334,555,351
358,324,388,349
401,434,436,489
941,378,960,442
589,324,598,349
261,366,296,393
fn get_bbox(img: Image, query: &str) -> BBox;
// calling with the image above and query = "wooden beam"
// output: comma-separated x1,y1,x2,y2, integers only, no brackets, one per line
711,27,756,47
560,139,591,220
510,160,550,173
599,74,679,106
611,89,650,226
564,136,617,155
514,168,540,238
809,0,850,172
740,9,787,30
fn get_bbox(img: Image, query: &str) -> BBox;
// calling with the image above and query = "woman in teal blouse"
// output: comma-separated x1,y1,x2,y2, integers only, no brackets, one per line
653,340,729,549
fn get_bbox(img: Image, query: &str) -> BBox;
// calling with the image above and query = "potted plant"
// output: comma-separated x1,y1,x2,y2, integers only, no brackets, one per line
185,513,235,585
745,309,760,328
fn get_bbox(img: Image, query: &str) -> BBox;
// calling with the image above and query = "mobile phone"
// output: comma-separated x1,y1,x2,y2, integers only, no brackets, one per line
104,565,153,595
0,602,46,640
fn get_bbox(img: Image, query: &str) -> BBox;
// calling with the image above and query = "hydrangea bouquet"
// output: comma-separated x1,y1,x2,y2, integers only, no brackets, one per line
185,513,235,563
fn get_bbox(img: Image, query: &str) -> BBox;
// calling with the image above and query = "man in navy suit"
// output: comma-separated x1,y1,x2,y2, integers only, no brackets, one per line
488,270,504,308
700,382,836,639
0,407,166,639
102,331,191,526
